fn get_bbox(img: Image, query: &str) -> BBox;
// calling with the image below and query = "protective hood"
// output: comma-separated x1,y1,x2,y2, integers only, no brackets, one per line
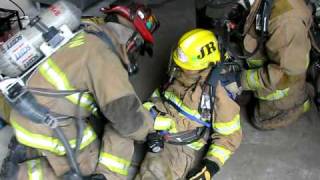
102,22,135,71
104,22,134,45
176,67,212,87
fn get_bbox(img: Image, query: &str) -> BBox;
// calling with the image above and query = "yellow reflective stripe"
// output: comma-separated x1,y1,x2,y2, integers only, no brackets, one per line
68,32,85,48
11,119,96,155
154,116,171,130
99,152,130,176
245,69,262,90
305,53,310,69
69,125,97,150
187,140,205,150
143,102,155,111
213,114,241,135
258,88,289,101
27,159,43,180
303,100,311,113
164,91,208,122
154,116,177,133
247,59,264,68
151,89,161,98
39,58,97,113
81,17,105,25
207,145,232,165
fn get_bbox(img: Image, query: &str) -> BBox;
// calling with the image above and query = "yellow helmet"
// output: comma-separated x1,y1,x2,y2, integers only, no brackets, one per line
172,29,221,71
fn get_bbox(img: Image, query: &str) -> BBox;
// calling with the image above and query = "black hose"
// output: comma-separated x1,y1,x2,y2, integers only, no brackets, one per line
75,91,85,157
26,87,88,177
28,88,87,97
9,0,25,16
166,128,207,145
53,127,82,178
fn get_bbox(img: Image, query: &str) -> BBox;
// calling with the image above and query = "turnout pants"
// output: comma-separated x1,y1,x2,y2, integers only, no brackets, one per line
96,128,204,180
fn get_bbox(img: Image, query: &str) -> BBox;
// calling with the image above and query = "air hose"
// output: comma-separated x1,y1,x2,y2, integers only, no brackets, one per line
2,82,89,179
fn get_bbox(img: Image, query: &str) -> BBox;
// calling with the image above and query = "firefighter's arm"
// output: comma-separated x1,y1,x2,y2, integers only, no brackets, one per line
188,83,242,179
84,39,153,141
241,18,311,91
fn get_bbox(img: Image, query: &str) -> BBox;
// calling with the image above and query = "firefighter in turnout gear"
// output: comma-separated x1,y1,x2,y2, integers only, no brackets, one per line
197,0,313,130
0,1,159,179
137,29,242,179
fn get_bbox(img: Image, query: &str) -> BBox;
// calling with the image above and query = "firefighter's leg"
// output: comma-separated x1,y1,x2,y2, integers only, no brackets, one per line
96,125,135,180
0,137,39,180
252,82,311,130
136,143,202,180
1,155,58,180
17,158,59,180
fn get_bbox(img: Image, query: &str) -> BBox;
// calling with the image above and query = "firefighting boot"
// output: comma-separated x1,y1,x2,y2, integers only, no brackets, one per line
0,137,29,180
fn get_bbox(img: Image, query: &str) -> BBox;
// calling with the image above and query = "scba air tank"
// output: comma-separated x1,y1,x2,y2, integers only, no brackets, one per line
0,1,82,77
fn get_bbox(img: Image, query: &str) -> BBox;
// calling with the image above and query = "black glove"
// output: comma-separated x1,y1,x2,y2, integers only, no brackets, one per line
186,159,220,180
146,132,164,153
83,174,106,180
316,93,320,111
220,71,241,87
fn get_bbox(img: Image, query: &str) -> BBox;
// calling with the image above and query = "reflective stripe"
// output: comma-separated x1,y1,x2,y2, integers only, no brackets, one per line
143,102,155,111
151,89,161,98
27,159,43,180
11,119,96,155
163,91,211,127
213,114,241,135
143,102,158,118
68,32,85,48
154,116,177,133
99,152,130,176
303,99,311,113
247,59,264,68
39,58,97,114
207,145,232,165
305,53,310,70
143,102,177,133
258,88,289,101
245,69,262,90
187,140,205,150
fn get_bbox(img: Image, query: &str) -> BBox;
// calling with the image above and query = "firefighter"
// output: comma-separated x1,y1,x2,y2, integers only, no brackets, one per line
197,0,313,130
136,29,242,179
0,1,159,180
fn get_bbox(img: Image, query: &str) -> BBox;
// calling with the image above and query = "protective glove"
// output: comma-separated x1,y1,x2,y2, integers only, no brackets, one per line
146,132,164,153
186,159,220,180
83,174,106,180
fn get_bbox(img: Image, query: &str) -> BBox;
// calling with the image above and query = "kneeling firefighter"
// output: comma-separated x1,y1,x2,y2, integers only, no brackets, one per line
196,0,313,130
136,29,242,179
0,1,159,179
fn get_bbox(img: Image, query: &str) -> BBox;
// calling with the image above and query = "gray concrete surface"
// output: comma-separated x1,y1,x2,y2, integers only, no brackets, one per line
215,106,320,180
0,0,320,180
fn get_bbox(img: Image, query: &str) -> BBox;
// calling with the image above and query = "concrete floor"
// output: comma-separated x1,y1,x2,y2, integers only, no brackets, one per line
0,0,320,179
